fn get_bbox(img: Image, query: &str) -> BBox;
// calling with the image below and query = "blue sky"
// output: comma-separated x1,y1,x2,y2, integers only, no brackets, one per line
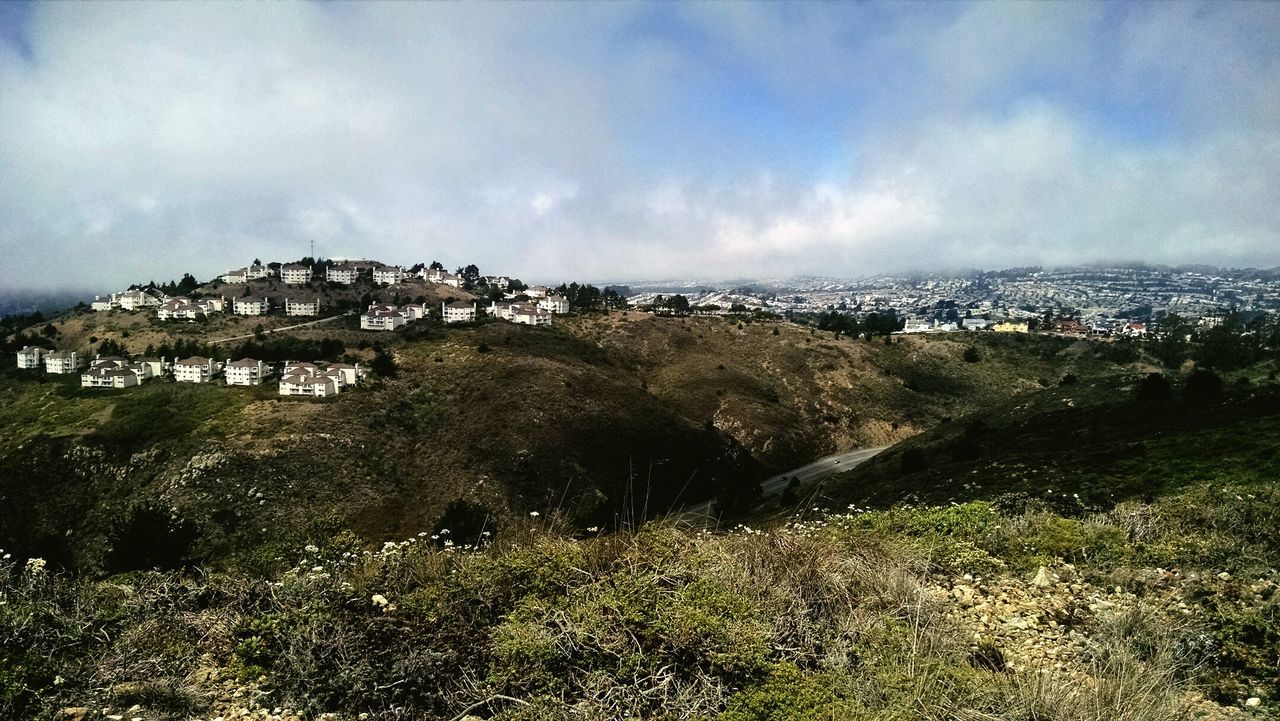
0,1,1277,291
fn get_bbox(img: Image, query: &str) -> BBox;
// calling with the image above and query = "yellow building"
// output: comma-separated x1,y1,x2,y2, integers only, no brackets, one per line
993,320,1030,333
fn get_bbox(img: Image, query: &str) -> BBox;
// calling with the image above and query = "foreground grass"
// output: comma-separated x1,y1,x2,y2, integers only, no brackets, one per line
5,486,1275,721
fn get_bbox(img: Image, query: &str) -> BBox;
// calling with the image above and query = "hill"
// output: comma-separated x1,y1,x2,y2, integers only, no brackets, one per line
0,307,1140,575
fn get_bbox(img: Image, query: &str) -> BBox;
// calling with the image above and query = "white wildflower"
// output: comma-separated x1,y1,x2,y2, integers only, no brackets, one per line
529,511,540,518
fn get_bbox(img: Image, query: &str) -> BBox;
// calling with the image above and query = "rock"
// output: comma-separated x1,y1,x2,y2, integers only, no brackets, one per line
1032,566,1055,588
1218,572,1231,581
1246,697,1261,707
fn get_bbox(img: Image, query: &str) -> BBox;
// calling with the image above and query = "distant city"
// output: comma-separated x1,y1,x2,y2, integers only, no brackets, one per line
619,265,1280,330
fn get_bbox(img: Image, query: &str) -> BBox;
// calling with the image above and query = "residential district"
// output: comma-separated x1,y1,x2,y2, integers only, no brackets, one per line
13,262,1280,394
13,257,573,396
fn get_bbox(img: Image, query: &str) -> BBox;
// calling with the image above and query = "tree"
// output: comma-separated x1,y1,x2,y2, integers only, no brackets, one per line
429,260,445,271
42,323,58,338
963,346,981,363
370,346,397,378
1136,373,1172,402
667,294,690,314
1184,368,1223,400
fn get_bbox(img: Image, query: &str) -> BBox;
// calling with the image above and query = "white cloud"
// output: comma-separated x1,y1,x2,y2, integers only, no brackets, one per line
0,2,1277,292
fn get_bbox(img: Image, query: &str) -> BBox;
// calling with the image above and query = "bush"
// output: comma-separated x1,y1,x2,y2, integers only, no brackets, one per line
1136,373,1172,402
963,346,981,363
1184,368,1223,400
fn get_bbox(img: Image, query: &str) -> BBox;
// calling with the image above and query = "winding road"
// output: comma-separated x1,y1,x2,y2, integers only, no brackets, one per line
676,445,888,525
208,311,356,344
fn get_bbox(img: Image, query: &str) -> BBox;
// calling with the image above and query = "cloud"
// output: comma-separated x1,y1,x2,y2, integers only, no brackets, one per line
0,2,1277,293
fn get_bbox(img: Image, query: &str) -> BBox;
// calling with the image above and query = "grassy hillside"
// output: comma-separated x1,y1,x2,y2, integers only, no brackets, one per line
566,313,1123,469
0,310,1142,576
819,370,1280,511
3,508,1270,720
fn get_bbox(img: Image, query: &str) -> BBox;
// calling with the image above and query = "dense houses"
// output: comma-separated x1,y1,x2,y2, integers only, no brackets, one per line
16,344,365,397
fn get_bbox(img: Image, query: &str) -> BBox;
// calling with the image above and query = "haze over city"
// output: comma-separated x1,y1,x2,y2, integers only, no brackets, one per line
1,1,1278,293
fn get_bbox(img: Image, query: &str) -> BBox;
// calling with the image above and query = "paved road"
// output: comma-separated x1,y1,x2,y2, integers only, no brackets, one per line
209,311,356,344
675,445,888,525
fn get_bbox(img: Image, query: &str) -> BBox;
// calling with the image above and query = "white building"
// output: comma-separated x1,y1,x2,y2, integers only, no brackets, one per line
221,269,248,284
281,264,313,284
525,285,550,299
90,296,114,312
80,366,139,389
225,358,268,386
134,358,165,378
399,303,428,321
428,271,463,288
285,298,321,317
115,290,160,311
233,297,271,316
279,371,338,397
44,350,80,374
512,303,552,326
442,301,478,324
373,266,403,285
361,307,406,330
539,295,570,314
197,297,225,314
245,264,272,280
16,345,46,369
488,302,513,321
174,356,218,383
326,265,358,284
157,297,205,321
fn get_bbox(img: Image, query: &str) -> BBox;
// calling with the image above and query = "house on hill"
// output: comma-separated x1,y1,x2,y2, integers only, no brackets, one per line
221,269,248,284
157,297,208,321
281,264,313,284
16,346,46,369
225,358,269,386
442,301,478,324
174,356,218,383
233,297,271,316
80,366,139,389
116,290,160,311
538,295,570,314
525,285,550,299
373,266,403,285
326,265,358,284
246,263,272,280
44,350,80,374
361,306,406,330
285,298,322,317
278,370,337,397
512,303,552,326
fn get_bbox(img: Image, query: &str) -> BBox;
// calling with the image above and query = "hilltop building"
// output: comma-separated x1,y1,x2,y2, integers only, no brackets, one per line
281,264,313,284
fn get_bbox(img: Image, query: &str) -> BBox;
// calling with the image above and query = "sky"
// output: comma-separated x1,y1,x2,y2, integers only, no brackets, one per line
0,1,1278,292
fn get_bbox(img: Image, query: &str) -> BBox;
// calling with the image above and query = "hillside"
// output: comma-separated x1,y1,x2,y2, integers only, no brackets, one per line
818,370,1280,511
0,308,1140,576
